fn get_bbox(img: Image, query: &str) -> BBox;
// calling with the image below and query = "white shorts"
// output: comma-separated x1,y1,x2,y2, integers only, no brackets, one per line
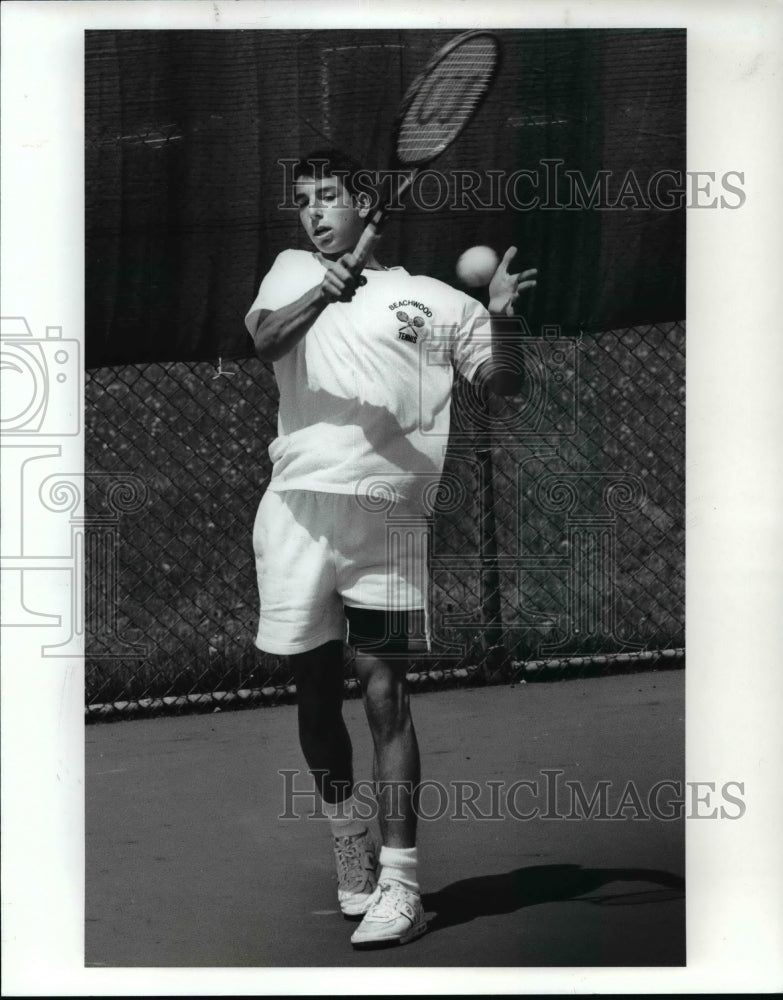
252,489,429,655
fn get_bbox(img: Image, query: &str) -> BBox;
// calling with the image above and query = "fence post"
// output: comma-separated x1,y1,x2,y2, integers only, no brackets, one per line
477,444,506,680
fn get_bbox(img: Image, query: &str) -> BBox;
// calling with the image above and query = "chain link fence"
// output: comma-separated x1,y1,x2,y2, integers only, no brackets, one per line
85,321,684,719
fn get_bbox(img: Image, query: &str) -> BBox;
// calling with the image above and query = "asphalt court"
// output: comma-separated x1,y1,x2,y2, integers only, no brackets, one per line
86,670,685,967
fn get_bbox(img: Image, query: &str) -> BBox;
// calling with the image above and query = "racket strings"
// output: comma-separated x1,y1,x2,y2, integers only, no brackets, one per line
396,37,498,164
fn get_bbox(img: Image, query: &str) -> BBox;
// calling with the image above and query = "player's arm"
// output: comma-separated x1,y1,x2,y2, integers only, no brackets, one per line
250,254,363,362
478,246,538,396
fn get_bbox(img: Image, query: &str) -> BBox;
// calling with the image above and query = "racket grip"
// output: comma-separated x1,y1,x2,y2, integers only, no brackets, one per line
353,211,386,269
353,175,412,269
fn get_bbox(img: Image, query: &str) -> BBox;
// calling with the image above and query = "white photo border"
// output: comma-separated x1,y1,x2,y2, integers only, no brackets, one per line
2,0,782,994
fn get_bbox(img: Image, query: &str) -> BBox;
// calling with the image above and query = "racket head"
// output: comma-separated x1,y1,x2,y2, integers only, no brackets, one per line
393,30,501,168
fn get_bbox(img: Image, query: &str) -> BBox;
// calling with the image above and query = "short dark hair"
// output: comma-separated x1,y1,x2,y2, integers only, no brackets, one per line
293,148,367,197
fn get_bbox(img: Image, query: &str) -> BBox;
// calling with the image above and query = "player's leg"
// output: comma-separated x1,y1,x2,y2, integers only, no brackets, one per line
291,639,352,804
349,628,420,849
335,495,429,946
346,610,427,948
252,490,378,918
291,639,379,919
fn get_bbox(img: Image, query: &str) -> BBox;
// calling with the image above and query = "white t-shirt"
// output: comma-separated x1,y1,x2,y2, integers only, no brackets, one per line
245,249,492,501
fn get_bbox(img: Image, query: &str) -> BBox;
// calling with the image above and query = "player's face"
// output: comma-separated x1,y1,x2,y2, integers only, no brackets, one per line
294,175,366,256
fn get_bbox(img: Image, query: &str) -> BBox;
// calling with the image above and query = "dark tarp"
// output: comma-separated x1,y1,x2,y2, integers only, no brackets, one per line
85,28,685,368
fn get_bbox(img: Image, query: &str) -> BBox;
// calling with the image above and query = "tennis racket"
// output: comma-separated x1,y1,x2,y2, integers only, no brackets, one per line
352,30,501,269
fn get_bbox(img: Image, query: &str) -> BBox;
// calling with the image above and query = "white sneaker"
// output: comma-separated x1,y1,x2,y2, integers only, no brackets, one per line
350,879,427,949
333,830,378,919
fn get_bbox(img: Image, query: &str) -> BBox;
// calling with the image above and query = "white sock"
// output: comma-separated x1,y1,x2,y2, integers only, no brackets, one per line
379,845,419,892
322,795,367,839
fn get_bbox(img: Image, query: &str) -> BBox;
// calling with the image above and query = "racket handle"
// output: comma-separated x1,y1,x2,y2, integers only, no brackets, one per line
353,209,387,269
352,174,414,269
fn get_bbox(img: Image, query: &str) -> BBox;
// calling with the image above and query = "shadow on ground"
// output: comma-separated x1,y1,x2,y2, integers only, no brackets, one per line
422,864,685,934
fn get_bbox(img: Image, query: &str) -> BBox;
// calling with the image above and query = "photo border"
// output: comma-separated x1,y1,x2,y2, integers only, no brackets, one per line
2,0,781,994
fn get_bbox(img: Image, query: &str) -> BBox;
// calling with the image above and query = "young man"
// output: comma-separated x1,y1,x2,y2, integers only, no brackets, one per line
245,150,536,949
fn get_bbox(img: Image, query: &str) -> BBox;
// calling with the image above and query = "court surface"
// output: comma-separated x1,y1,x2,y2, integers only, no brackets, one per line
86,670,684,967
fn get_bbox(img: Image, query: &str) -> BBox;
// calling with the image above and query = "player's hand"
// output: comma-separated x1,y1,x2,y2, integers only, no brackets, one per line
488,246,538,317
319,253,367,304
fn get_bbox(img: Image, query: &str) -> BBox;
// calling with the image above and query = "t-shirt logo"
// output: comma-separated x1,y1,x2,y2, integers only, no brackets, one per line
396,310,425,344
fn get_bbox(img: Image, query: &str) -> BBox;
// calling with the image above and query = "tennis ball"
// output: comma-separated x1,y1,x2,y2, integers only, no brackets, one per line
455,245,499,287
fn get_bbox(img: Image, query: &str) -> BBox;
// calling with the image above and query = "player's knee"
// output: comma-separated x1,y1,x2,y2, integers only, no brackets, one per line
291,640,344,712
362,670,411,736
297,688,344,734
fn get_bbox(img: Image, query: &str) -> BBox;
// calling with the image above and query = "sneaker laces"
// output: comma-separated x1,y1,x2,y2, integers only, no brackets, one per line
335,834,372,890
369,880,416,919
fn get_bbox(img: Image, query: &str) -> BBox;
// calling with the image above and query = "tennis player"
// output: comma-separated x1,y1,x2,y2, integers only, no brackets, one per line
245,150,536,949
